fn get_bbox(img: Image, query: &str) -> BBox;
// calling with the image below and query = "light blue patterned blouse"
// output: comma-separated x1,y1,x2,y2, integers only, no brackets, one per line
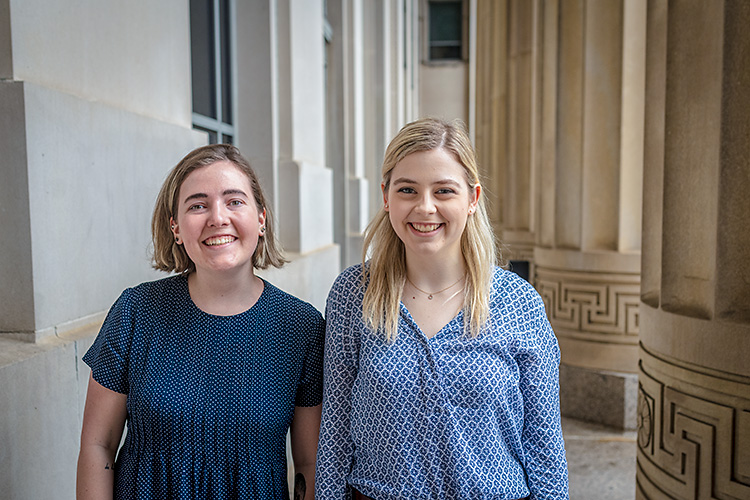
315,264,569,500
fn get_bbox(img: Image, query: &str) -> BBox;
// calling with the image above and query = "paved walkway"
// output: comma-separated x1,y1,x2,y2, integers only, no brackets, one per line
562,417,637,500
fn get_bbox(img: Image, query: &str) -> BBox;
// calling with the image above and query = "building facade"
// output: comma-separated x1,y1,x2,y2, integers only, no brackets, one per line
475,1,750,499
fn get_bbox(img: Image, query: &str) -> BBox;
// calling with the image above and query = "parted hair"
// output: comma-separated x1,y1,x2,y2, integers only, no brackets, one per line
151,144,286,274
362,118,498,340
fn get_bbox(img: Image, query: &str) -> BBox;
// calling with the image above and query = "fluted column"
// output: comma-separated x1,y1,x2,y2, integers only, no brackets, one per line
476,0,646,429
475,0,508,241
636,1,750,498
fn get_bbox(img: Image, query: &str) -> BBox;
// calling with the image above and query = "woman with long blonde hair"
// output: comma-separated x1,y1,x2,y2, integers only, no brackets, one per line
316,118,568,499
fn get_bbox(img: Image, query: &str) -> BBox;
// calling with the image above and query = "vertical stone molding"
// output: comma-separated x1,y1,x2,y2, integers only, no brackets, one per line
637,1,750,498
475,1,647,428
474,0,508,240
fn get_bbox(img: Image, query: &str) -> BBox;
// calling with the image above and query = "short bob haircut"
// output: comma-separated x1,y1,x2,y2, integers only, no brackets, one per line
152,143,286,273
362,117,497,340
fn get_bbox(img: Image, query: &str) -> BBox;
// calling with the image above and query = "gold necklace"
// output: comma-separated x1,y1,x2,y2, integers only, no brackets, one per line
406,275,465,300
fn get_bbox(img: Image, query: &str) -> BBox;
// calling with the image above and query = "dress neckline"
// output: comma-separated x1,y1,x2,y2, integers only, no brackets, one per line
179,274,269,319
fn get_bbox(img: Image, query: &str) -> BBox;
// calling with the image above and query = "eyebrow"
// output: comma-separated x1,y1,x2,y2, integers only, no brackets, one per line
183,189,249,203
391,177,462,187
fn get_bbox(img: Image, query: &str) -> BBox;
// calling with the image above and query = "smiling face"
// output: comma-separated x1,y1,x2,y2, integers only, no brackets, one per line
384,147,480,263
171,160,265,277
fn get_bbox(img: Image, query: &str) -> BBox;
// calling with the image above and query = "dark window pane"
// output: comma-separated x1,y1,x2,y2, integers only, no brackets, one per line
429,2,462,42
220,0,232,124
222,134,233,145
508,260,531,283
191,0,217,118
429,1,462,60
195,126,218,144
430,46,461,60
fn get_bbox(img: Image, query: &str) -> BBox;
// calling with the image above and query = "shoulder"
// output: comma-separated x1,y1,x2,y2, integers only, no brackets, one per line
489,267,549,327
490,267,544,306
332,263,365,292
261,280,324,323
108,275,185,315
110,275,187,316
327,263,366,304
126,274,186,301
324,263,366,319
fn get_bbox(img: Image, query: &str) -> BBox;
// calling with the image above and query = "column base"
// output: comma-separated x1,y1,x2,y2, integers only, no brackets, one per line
560,363,638,430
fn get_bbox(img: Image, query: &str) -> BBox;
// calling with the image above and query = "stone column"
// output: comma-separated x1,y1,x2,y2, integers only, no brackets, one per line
475,0,508,242
479,0,646,429
502,0,541,277
535,0,646,430
636,1,750,498
235,0,339,309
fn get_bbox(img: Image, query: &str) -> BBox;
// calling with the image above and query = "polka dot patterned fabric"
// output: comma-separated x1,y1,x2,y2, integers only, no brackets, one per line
83,275,325,499
315,265,569,499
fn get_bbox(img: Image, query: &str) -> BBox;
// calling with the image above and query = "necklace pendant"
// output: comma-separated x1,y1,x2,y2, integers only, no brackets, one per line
428,294,433,300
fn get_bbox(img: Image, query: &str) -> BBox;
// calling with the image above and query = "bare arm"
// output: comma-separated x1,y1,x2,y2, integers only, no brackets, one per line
290,403,322,500
76,373,127,500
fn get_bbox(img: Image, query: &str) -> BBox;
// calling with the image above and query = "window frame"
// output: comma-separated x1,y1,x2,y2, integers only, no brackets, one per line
423,0,468,65
190,0,236,144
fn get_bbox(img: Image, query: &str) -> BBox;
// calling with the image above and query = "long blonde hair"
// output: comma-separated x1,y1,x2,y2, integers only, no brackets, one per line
151,144,287,273
362,118,497,340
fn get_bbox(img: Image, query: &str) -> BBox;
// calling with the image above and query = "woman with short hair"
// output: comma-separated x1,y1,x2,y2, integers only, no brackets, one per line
77,144,323,499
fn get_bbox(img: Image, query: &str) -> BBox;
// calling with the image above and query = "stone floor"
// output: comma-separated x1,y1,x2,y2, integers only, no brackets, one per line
562,417,637,500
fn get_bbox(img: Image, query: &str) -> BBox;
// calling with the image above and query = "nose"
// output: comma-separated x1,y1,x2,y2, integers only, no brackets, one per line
207,201,230,226
415,192,437,214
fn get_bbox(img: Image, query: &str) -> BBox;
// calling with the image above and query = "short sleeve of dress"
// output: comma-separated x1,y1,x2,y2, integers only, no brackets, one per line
294,305,326,407
82,288,136,395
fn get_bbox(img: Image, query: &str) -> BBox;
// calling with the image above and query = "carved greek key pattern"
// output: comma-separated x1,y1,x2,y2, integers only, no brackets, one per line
637,346,750,499
535,267,640,336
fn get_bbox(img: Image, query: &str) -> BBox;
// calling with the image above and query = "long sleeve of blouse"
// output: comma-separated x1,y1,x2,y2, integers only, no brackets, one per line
315,265,569,500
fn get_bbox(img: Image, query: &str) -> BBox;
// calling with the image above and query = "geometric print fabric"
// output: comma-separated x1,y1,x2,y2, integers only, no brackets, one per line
316,265,569,499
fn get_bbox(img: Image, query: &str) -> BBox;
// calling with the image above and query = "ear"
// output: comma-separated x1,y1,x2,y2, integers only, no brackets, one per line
381,183,389,211
170,217,179,236
258,208,267,227
170,217,182,244
468,184,481,215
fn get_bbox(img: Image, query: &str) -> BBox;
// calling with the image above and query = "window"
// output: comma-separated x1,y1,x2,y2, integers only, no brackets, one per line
427,0,463,61
190,0,234,144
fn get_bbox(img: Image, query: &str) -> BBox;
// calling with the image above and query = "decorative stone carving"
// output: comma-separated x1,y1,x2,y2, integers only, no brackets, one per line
536,267,640,339
637,345,750,499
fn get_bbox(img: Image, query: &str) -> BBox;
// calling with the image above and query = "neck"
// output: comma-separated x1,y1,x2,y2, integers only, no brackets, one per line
188,268,263,316
404,251,465,290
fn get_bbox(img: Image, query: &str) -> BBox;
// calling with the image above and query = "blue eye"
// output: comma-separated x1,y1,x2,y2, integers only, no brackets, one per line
398,187,416,194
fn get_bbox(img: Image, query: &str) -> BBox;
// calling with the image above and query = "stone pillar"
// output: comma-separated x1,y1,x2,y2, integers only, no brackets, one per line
478,0,646,429
235,0,339,309
636,1,750,498
502,0,541,277
535,0,646,430
474,0,508,242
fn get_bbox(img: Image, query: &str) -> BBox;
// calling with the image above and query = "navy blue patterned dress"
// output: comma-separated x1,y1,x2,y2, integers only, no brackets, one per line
83,275,325,499
316,264,569,499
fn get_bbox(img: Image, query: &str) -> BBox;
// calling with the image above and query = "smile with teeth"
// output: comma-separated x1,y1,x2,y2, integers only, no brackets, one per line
203,235,236,246
410,223,442,233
